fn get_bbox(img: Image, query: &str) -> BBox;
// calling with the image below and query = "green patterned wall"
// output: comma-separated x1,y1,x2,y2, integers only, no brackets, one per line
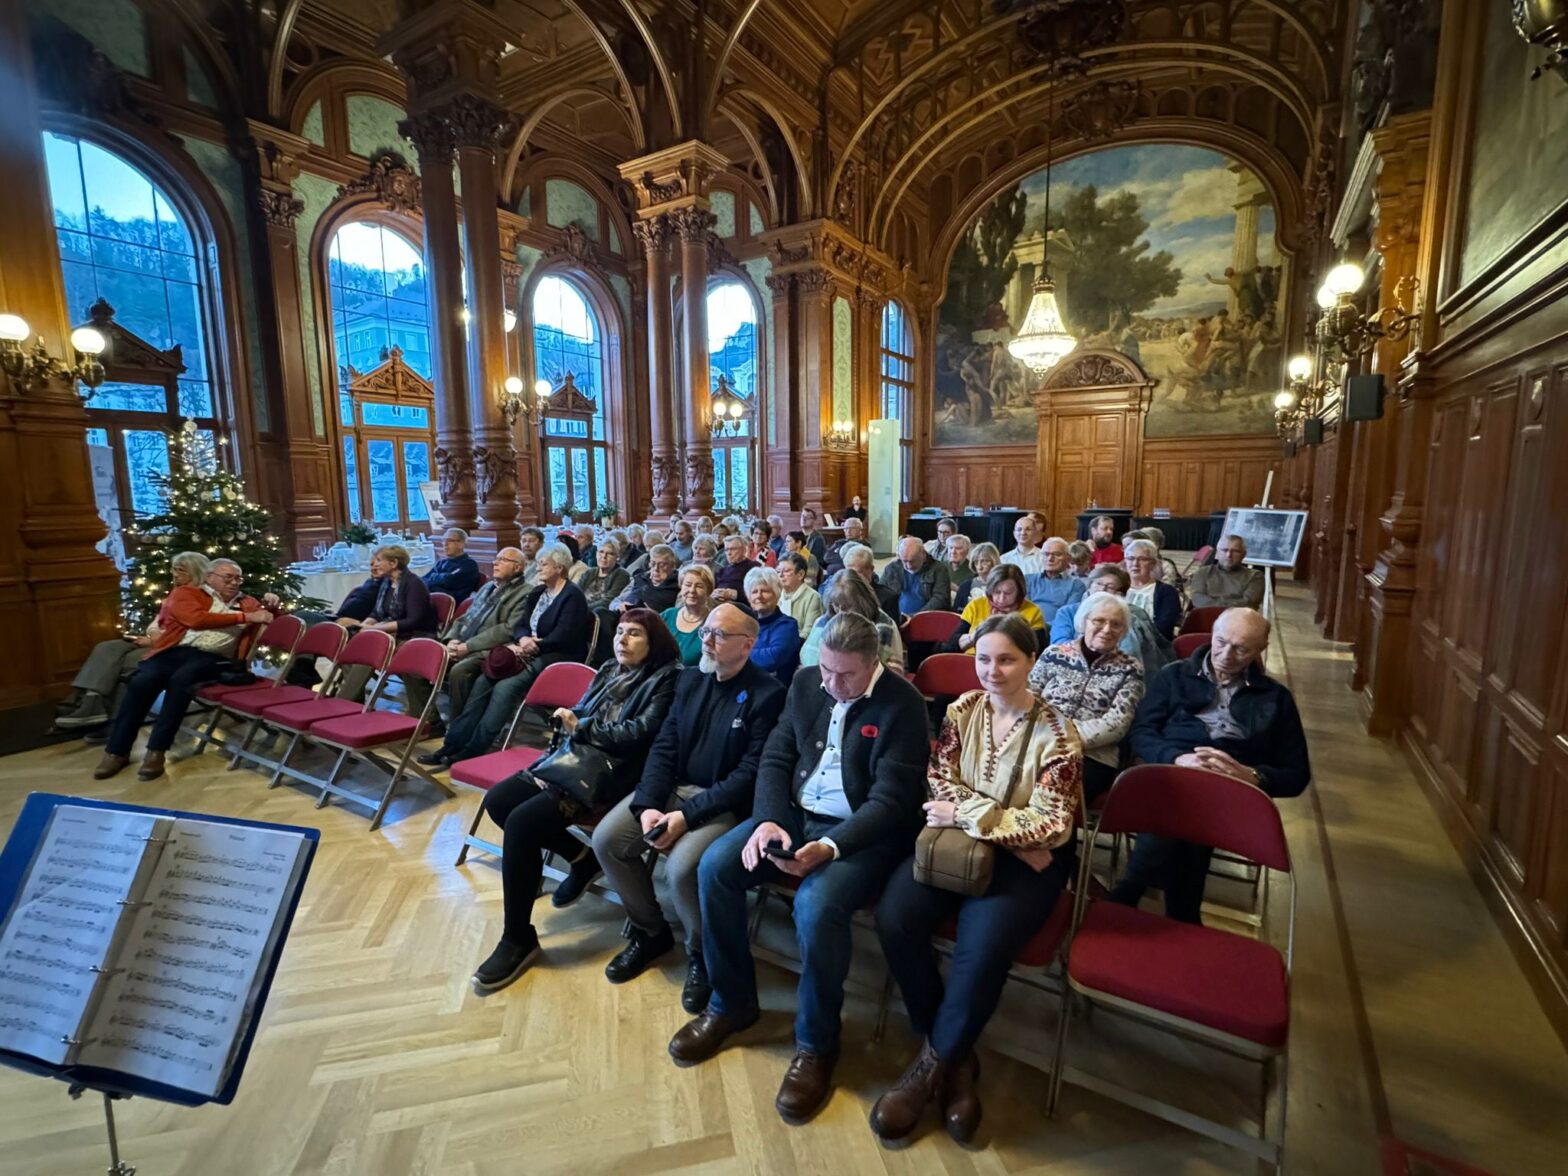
832,295,853,426
608,274,633,337
183,48,217,110
179,137,272,433
742,257,776,445
748,202,765,236
28,0,149,78
545,178,599,240
300,102,325,147
346,95,414,170
293,172,341,437
711,191,736,238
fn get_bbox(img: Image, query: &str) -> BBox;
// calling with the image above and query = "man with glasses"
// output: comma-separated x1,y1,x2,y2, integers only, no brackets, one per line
1022,536,1085,626
592,603,786,1011
610,543,681,614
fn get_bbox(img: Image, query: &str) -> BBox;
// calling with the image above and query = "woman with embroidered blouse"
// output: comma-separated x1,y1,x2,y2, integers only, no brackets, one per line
871,613,1082,1144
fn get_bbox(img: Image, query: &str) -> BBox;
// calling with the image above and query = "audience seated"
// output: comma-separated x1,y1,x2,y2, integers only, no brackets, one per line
766,514,787,558
1088,514,1124,566
777,553,825,638
744,567,803,686
943,534,975,591
1113,607,1310,922
669,614,929,1126
1067,540,1094,578
423,527,482,603
800,571,906,673
748,520,778,567
662,564,715,666
923,517,958,562
517,527,546,588
576,537,631,610
712,535,759,603
333,545,438,703
798,507,829,566
1139,526,1186,600
420,543,588,768
1123,539,1182,641
408,545,531,725
999,513,1046,575
95,554,274,782
621,524,648,568
942,565,1045,654
611,544,680,614
1022,537,1086,625
784,530,822,584
1027,594,1145,801
470,608,682,994
1187,533,1265,609
953,543,1000,612
1052,564,1173,680
881,536,952,618
822,517,867,578
840,495,866,522
838,542,901,619
872,613,1083,1141
592,604,787,1007
573,524,598,567
668,520,696,563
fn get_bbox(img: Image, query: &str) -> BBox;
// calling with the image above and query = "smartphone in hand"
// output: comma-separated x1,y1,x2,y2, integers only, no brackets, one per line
762,840,795,861
642,821,669,845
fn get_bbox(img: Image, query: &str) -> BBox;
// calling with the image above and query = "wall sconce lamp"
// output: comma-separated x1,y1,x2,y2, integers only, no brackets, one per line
826,419,857,447
499,375,548,428
1313,262,1420,363
503,309,517,333
1513,2,1568,83
0,313,108,399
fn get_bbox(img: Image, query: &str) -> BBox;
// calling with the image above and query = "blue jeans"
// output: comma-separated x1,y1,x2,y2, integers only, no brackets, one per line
441,655,560,760
697,811,907,1054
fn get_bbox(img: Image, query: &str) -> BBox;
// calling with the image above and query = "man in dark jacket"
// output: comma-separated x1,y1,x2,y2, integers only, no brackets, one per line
407,546,531,723
879,536,951,617
423,527,482,603
1113,607,1310,923
610,544,681,614
668,614,928,1124
592,604,786,1008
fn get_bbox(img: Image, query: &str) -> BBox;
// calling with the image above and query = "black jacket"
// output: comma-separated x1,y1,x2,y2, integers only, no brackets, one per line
753,665,930,858
1127,647,1311,798
569,660,681,803
512,580,591,662
619,569,679,613
631,662,786,828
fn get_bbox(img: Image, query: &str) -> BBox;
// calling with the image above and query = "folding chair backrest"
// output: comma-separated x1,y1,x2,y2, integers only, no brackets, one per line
431,592,456,631
337,628,396,671
453,596,474,620
902,610,964,645
523,661,597,710
296,621,350,661
1173,632,1210,659
387,636,448,687
1180,605,1226,635
913,652,980,699
1191,544,1214,567
256,614,305,656
1097,764,1291,872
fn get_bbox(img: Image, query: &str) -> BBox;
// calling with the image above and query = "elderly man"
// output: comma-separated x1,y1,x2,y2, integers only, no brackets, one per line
778,552,825,637
766,514,787,558
1088,514,1124,566
1000,513,1046,575
880,536,952,617
1188,534,1264,609
822,516,867,579
668,520,696,563
842,542,901,619
592,604,787,1008
1114,608,1310,923
670,614,929,1125
408,546,531,725
573,524,598,568
944,533,975,589
423,527,482,603
1022,536,1085,625
923,517,958,562
712,534,759,602
612,543,681,614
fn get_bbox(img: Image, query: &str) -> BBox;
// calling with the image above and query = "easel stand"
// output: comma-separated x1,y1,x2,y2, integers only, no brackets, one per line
68,1085,135,1175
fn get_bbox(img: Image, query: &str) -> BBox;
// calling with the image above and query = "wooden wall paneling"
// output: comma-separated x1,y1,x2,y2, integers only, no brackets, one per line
922,445,1036,513
1309,429,1343,631
1532,750,1568,944
1136,435,1282,516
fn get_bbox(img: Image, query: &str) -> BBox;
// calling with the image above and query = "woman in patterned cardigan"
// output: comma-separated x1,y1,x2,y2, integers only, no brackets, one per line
1027,592,1145,801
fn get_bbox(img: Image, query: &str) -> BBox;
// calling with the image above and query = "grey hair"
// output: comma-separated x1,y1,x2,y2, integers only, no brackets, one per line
1219,532,1248,551
171,551,212,582
648,543,676,563
626,523,645,540
1076,592,1132,634
947,532,972,552
743,565,783,597
840,541,875,571
596,536,621,558
443,527,468,541
970,541,1001,566
537,542,575,572
1142,526,1166,549
693,536,718,556
1124,538,1159,562
210,557,242,573
820,611,880,661
723,532,748,549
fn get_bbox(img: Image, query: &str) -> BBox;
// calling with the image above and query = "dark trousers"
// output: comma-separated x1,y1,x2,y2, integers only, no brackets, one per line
106,646,226,756
483,772,590,943
1083,757,1118,805
877,848,1073,1061
1110,835,1214,924
698,810,907,1054
441,653,564,761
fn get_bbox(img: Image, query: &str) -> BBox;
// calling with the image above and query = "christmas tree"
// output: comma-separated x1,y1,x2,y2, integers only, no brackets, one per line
120,420,322,630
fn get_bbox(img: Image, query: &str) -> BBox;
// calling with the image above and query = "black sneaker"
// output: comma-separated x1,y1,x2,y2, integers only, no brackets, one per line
472,932,541,994
551,851,602,909
681,951,712,1014
417,749,450,766
83,727,111,746
604,924,675,984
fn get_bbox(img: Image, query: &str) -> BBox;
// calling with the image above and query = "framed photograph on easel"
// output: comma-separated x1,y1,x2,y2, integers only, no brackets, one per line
1220,507,1308,569
417,480,445,529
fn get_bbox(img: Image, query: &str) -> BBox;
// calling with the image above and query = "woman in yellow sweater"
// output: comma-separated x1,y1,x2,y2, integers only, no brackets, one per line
941,564,1045,654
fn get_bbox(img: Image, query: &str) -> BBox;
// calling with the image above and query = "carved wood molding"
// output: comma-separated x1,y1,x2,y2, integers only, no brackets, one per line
338,151,422,215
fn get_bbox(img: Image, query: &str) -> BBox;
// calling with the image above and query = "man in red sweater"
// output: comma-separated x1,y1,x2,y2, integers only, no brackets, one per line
1089,514,1125,566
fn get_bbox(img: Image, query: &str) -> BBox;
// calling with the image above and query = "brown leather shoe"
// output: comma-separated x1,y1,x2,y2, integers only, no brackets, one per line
93,753,129,780
869,1039,945,1140
775,1048,838,1124
137,750,166,781
668,1008,759,1066
941,1051,981,1142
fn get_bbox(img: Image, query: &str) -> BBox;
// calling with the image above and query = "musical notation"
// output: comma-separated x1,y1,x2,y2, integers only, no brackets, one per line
149,909,258,937
96,1033,212,1073
129,948,245,980
163,868,273,898
156,889,270,917
13,931,99,957
171,848,284,876
108,1010,222,1050
0,968,83,998
55,835,141,858
123,971,240,1003
141,930,251,960
32,873,122,896
33,895,116,916
118,992,227,1024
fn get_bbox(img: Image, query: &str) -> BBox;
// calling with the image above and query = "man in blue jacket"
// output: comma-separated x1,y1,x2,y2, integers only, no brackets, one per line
1114,607,1310,923
423,528,482,603
1023,536,1085,625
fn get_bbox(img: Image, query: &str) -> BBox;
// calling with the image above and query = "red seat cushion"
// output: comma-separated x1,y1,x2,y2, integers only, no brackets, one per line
309,711,421,749
261,697,364,731
1067,901,1288,1048
450,746,543,790
223,684,321,716
197,680,278,703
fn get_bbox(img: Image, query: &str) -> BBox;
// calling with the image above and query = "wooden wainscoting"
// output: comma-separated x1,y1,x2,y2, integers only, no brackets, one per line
922,444,1037,510
1137,434,1283,516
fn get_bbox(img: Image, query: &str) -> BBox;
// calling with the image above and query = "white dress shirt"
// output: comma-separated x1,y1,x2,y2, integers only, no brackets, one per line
1001,546,1045,575
798,663,885,858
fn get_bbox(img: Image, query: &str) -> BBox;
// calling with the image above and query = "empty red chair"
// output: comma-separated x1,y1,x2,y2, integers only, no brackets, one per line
430,592,456,632
451,660,598,865
901,610,964,645
1173,632,1210,659
219,623,350,760
1180,605,1226,635
912,652,980,702
184,614,306,754
1049,765,1294,1166
305,637,454,830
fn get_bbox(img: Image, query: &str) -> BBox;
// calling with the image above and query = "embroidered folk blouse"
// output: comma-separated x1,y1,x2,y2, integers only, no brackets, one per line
927,689,1083,850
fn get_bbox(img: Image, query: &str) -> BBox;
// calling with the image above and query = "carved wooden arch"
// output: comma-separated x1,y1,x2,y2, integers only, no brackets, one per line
711,108,780,226
281,59,408,152
716,87,816,218
701,0,767,133
510,155,637,257
346,346,435,409
601,0,681,140
268,0,307,120
1040,349,1157,396
500,86,646,195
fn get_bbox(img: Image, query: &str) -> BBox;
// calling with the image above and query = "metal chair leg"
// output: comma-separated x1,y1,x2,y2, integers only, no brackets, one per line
314,747,352,808
456,802,485,866
1047,984,1074,1115
267,731,303,788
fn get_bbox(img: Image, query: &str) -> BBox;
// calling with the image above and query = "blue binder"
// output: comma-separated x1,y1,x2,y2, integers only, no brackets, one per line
0,792,318,1107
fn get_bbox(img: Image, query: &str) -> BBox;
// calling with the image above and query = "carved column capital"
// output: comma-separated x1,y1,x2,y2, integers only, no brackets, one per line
259,187,305,229
795,267,836,300
447,93,513,152
398,111,455,166
671,207,718,244
765,271,793,298
632,214,674,256
339,151,423,215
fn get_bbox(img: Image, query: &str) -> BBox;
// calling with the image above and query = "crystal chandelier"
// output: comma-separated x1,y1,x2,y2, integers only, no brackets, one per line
1008,81,1077,374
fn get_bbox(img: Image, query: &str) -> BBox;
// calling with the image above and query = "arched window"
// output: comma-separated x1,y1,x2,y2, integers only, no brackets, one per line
707,281,758,511
533,275,609,515
327,221,434,527
880,300,915,500
43,132,223,526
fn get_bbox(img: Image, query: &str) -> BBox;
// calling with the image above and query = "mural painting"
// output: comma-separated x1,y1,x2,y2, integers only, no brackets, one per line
934,144,1287,443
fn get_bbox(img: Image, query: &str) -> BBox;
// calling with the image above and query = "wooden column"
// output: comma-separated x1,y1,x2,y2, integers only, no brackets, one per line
0,1,119,707
794,267,836,515
674,207,716,516
634,215,679,515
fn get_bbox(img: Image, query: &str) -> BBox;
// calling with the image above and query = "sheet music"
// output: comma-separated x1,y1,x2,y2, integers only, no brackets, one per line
78,818,306,1097
0,807,164,1066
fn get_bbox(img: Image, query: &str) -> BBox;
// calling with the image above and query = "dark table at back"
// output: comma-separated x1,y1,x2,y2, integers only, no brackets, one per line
1073,510,1226,552
906,509,1027,555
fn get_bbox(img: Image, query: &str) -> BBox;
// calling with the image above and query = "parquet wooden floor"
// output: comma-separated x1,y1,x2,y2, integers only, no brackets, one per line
1,584,1564,1175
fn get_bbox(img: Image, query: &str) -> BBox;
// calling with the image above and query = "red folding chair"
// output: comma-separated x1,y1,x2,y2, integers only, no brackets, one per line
453,596,475,620
1049,765,1294,1167
1179,605,1226,635
1173,632,1210,659
912,652,980,702
451,660,598,865
900,610,964,670
183,614,306,754
430,592,456,632
219,623,349,763
226,628,393,784
302,637,455,830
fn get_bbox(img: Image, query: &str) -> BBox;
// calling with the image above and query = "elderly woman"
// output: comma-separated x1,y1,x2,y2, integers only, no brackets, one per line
744,566,803,685
942,564,1045,654
421,543,589,768
783,529,822,584
691,534,722,576
662,563,715,666
472,608,682,993
798,571,905,672
952,542,1000,611
621,523,648,568
872,613,1082,1142
1139,525,1185,598
335,544,438,702
748,520,778,567
1123,538,1181,641
576,537,631,610
777,551,825,637
1028,593,1144,801
1052,564,1172,681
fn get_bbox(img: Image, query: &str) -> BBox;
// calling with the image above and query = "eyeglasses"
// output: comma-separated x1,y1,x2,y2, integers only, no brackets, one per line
698,627,745,644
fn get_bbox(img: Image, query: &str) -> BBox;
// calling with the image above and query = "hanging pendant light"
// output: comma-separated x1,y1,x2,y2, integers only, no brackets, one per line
1008,80,1077,374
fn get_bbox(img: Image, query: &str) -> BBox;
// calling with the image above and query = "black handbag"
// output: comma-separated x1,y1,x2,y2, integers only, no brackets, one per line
530,725,620,810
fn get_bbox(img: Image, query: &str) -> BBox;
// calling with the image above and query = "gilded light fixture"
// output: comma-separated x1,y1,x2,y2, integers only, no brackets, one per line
1008,81,1077,374
0,311,107,399
1513,0,1568,83
1312,261,1420,364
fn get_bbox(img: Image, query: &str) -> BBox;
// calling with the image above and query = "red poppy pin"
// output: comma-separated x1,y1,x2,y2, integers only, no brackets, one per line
860,724,879,738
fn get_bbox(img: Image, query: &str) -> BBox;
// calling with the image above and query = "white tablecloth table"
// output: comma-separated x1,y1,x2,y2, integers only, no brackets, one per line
294,563,434,609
